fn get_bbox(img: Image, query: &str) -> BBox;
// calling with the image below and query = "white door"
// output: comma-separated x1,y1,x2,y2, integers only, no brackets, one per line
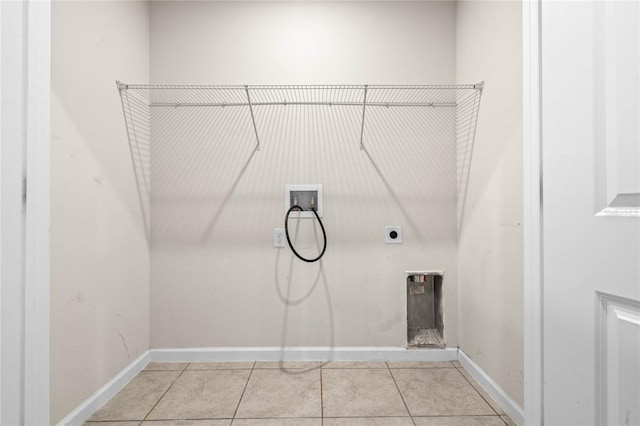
542,1,640,425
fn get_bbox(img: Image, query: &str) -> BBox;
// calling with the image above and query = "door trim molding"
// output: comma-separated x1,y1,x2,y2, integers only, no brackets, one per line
24,1,51,423
523,0,544,424
0,1,51,423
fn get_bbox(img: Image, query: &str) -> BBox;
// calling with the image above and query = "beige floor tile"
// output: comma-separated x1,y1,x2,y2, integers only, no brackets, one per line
323,417,414,425
88,371,180,421
142,422,230,426
231,419,321,426
188,362,254,370
253,361,323,370
322,369,409,418
457,368,506,415
391,368,494,416
413,416,506,425
146,370,250,420
144,362,189,371
387,361,455,369
235,369,321,418
322,361,387,369
452,361,462,368
501,415,517,426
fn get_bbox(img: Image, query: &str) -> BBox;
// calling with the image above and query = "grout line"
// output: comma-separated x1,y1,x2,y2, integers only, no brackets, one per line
229,418,324,423
231,361,256,419
321,416,415,419
454,365,503,417
386,367,457,370
225,416,524,420
386,362,416,426
141,368,188,421
320,368,324,426
132,418,233,422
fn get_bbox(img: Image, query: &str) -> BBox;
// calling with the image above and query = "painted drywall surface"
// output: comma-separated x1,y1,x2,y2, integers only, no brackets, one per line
149,1,460,348
50,1,150,422
456,1,524,407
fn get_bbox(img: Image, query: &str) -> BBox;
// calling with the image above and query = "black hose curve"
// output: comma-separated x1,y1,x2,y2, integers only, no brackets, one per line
284,205,327,263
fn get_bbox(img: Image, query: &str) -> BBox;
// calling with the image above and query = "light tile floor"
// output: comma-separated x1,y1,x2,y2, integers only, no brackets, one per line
85,361,517,426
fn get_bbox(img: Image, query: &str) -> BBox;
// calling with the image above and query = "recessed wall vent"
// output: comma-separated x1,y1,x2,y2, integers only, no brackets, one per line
407,272,444,348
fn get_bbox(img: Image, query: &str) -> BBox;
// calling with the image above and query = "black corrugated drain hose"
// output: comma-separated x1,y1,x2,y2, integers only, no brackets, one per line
284,205,327,263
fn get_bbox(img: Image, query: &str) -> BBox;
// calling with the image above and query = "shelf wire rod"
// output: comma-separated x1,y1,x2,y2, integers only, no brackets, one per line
123,91,150,199
117,85,150,240
359,85,369,150
395,87,411,104
244,85,261,151
148,101,456,108
458,88,483,200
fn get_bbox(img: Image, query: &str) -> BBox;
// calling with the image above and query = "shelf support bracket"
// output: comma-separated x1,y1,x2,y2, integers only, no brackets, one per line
359,85,368,150
245,85,261,151
116,80,128,92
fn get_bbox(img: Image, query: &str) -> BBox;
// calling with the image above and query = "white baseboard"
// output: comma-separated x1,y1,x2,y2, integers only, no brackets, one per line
56,351,150,426
57,347,526,425
150,346,458,362
458,349,524,425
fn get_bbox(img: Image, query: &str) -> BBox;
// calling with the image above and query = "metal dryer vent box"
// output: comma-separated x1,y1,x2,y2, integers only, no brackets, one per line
407,273,444,348
285,184,323,218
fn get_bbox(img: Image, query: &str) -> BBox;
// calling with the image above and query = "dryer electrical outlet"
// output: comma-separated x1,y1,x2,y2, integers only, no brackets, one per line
385,226,402,243
285,184,323,218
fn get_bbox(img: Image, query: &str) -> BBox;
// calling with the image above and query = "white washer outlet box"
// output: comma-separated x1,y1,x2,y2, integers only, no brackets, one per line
385,226,402,243
285,184,323,218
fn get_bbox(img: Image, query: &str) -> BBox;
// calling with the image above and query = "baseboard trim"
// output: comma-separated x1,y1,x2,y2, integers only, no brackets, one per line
150,346,458,362
458,349,524,425
56,351,150,426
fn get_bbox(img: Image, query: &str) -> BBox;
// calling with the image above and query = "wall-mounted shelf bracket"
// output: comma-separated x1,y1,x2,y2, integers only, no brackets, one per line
359,85,368,150
116,80,128,91
245,85,261,151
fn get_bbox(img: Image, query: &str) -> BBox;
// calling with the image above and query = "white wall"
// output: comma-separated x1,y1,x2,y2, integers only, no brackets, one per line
456,1,523,408
149,1,460,349
50,1,150,423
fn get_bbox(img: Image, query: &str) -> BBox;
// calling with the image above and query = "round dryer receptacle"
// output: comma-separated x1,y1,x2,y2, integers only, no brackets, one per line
385,226,402,244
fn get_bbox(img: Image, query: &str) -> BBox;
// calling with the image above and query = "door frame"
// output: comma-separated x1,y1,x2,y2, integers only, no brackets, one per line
522,0,544,424
0,0,51,423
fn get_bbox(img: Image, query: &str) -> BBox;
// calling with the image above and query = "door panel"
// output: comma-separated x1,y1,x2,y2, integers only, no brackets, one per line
594,1,640,216
596,293,640,425
542,2,640,425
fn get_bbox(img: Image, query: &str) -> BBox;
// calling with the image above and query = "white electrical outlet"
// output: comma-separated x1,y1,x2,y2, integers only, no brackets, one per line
274,228,286,247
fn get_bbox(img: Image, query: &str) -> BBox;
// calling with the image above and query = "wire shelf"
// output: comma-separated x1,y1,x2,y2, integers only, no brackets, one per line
119,83,477,108
117,82,484,234
118,82,482,148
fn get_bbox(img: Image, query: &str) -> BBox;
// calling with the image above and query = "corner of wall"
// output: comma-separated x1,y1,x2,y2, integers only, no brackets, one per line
50,1,151,422
455,0,524,409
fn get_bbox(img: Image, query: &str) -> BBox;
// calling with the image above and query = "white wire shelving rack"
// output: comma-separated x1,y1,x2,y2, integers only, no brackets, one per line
117,82,483,151
117,83,484,234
